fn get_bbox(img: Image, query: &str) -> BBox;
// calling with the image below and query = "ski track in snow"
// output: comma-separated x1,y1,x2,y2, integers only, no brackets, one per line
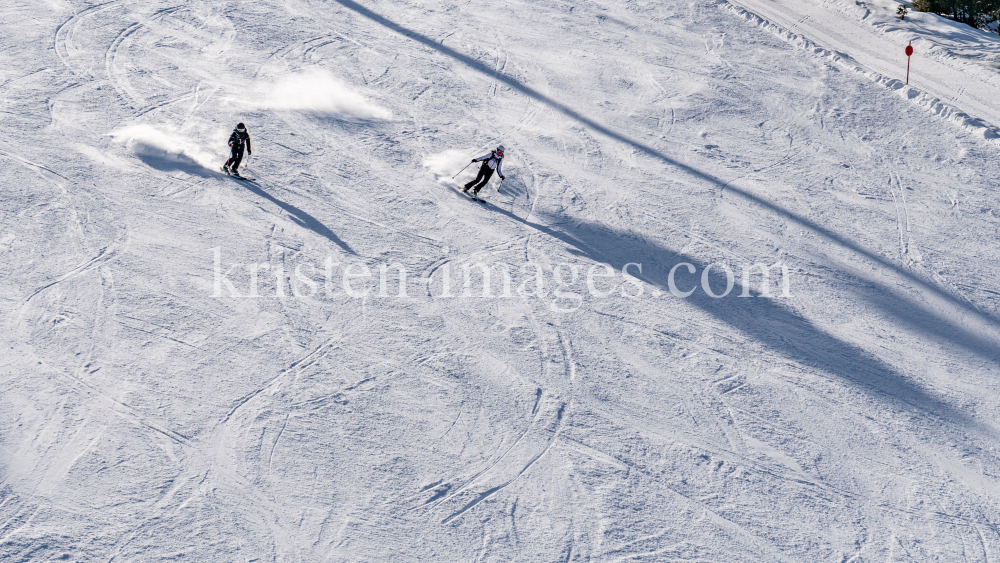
1,0,1000,561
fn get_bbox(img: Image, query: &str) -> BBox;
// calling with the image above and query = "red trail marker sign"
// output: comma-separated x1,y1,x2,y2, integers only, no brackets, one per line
905,42,914,85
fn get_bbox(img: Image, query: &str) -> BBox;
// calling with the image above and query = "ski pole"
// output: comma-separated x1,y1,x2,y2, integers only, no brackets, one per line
452,161,472,179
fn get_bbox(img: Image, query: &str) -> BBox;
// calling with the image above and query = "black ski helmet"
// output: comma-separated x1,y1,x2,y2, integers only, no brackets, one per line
236,122,246,131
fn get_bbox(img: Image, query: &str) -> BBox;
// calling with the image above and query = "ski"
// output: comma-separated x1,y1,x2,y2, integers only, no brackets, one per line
222,166,255,181
454,185,484,202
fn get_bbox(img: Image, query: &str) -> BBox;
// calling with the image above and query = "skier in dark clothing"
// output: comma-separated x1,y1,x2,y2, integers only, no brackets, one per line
463,145,505,199
223,123,252,176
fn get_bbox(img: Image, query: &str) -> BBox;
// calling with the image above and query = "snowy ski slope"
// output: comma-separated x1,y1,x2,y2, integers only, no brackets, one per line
727,0,1000,139
2,0,1000,560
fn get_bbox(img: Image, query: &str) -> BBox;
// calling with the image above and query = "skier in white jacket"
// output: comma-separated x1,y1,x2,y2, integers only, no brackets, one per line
463,145,505,198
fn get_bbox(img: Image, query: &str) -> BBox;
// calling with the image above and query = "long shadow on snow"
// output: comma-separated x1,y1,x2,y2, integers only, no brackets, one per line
237,179,356,255
130,143,354,256
333,0,1000,359
135,153,215,177
479,198,982,429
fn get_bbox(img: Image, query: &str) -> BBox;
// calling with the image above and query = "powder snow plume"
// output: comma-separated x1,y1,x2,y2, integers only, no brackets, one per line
422,149,482,186
252,69,392,120
110,125,219,172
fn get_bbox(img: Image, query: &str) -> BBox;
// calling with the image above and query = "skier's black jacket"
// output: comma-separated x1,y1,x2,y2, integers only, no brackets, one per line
229,129,252,154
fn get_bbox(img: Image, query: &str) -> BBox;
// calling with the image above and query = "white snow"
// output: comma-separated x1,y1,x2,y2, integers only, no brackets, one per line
2,0,1000,561
111,124,220,172
246,69,393,120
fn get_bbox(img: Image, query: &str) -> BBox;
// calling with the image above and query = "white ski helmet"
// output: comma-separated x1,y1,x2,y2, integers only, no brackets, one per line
496,145,505,154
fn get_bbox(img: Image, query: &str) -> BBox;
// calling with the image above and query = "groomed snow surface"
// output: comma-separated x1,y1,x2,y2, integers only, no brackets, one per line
2,0,1000,561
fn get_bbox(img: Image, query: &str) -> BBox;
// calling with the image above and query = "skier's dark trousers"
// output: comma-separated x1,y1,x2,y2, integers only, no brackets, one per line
466,162,494,192
463,146,505,195
224,123,252,175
